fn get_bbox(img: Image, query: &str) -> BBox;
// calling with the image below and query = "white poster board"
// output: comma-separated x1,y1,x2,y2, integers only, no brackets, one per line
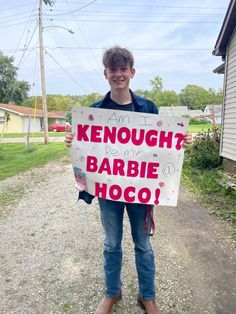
71,107,189,206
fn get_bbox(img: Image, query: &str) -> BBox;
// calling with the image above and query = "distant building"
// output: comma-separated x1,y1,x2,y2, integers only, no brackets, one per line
189,109,204,118
0,103,67,133
159,106,189,117
212,0,236,173
203,105,222,124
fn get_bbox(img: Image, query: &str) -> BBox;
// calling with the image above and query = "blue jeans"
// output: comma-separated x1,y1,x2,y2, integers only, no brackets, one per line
98,198,155,300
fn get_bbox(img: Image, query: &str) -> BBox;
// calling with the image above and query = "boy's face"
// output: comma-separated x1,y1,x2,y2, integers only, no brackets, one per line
104,64,135,91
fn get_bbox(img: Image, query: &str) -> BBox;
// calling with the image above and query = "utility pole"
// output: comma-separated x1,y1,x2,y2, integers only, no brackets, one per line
38,0,49,144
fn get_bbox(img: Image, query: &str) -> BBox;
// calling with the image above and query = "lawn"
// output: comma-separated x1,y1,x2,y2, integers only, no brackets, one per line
1,132,66,138
0,143,69,180
187,124,219,134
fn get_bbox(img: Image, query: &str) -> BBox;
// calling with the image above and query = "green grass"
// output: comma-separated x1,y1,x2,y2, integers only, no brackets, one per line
182,165,236,229
0,142,69,180
1,132,66,138
187,124,220,134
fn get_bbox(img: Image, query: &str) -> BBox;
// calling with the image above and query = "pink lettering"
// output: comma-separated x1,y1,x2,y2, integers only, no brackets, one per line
98,158,111,175
117,127,130,144
90,125,103,142
159,131,173,149
86,155,98,172
113,159,125,176
145,130,158,146
95,182,107,198
77,124,89,141
138,188,151,203
175,133,185,150
124,186,135,202
147,162,159,179
109,184,122,200
154,188,160,205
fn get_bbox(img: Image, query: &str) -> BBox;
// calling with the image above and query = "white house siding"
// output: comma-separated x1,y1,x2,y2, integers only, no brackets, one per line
221,28,236,162
22,116,41,132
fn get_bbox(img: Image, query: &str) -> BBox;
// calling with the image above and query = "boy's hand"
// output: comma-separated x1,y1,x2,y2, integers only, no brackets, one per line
182,131,192,149
64,132,75,148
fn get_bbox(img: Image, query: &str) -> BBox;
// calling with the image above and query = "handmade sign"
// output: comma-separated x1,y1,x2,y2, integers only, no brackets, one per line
71,107,189,206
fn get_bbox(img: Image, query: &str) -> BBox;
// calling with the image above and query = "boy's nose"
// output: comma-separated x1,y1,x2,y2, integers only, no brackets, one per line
114,69,122,75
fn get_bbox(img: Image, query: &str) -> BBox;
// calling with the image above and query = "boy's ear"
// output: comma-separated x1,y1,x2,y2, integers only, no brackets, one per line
104,69,108,79
131,68,136,78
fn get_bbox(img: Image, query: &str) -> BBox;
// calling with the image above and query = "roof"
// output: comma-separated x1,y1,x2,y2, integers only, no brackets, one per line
189,110,204,117
0,103,64,119
213,63,225,74
212,0,236,57
159,106,189,116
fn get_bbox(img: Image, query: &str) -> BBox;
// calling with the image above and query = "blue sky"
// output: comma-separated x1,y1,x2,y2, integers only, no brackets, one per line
0,0,231,96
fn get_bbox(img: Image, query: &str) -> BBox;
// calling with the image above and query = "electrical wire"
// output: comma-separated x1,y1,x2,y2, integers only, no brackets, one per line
63,0,105,74
44,18,221,24
43,46,212,52
48,1,226,10
45,50,89,93
0,3,36,11
49,0,98,16
43,23,104,90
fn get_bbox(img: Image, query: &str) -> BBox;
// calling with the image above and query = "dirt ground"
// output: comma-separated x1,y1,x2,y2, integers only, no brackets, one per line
0,157,236,314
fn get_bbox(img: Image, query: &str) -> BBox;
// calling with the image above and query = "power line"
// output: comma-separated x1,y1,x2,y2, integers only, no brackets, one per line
1,47,213,53
44,10,224,17
51,1,227,10
48,0,98,16
45,18,221,24
45,50,89,93
0,3,36,11
0,20,36,29
63,0,105,74
43,24,105,90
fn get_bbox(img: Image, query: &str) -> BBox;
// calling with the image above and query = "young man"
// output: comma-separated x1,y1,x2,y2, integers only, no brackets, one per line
65,46,192,314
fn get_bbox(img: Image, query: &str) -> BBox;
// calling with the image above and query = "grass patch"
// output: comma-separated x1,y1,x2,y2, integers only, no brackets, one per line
0,142,69,180
1,132,66,138
182,166,236,230
187,124,220,134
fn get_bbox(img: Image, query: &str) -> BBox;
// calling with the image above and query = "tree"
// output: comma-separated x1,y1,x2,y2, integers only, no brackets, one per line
158,90,179,107
0,52,30,104
179,84,210,110
148,76,163,105
207,88,223,104
78,92,102,107
150,76,163,93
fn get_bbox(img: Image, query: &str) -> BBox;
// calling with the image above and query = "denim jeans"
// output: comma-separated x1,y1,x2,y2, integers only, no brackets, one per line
98,198,155,300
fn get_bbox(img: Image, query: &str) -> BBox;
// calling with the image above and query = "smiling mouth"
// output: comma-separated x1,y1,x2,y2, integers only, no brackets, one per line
113,79,124,82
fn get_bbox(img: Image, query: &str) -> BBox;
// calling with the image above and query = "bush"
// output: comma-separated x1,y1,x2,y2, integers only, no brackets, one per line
186,128,221,169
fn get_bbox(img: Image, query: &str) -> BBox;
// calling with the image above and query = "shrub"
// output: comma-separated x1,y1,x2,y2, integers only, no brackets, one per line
189,118,209,125
186,128,221,169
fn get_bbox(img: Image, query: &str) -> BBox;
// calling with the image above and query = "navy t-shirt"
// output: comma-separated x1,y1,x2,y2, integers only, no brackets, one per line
103,97,134,112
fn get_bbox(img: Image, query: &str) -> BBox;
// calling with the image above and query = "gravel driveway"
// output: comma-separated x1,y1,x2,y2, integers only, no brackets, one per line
0,157,236,314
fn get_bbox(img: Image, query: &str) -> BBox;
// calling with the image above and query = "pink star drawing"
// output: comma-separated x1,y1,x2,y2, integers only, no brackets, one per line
88,114,94,121
159,182,165,187
157,120,163,127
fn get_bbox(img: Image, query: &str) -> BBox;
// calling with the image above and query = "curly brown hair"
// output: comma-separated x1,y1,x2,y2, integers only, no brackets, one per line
102,45,134,69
